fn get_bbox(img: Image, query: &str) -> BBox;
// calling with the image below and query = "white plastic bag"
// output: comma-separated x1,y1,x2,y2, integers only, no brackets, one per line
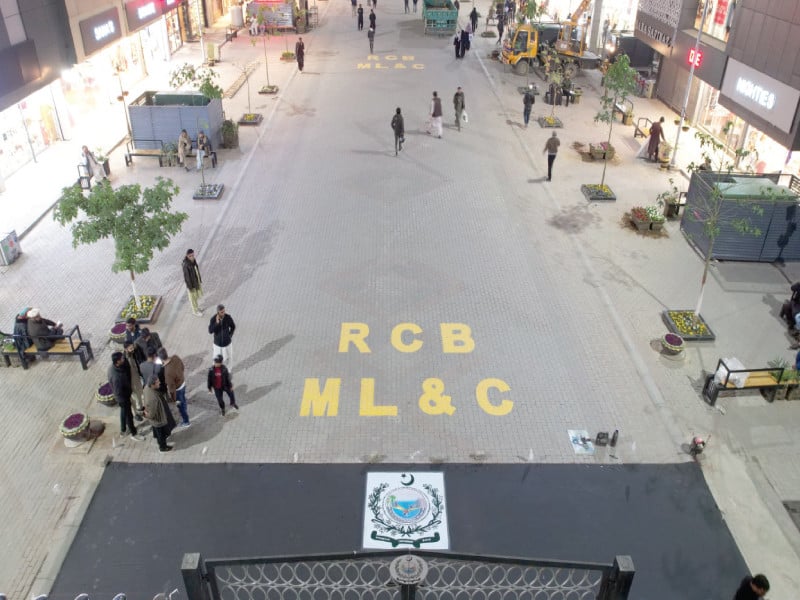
714,357,748,388
462,111,469,124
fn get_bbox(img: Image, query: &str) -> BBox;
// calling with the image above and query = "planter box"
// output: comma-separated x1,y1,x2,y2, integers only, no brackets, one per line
238,113,263,126
538,116,563,128
581,184,616,202
650,220,665,231
193,183,225,200
589,144,614,160
258,86,279,95
662,309,716,341
631,216,650,231
114,295,163,324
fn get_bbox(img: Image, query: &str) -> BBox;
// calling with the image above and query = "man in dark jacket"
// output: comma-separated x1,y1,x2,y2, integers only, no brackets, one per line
135,327,163,362
523,84,535,127
208,355,238,415
209,304,236,369
391,107,404,156
733,574,769,600
108,352,143,440
12,307,34,354
357,3,364,29
182,249,203,317
26,308,63,351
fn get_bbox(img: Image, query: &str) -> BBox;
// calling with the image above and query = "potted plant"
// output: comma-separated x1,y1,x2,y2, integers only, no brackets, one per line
95,382,116,406
221,119,239,148
622,108,633,126
660,332,684,355
589,142,615,160
109,322,127,342
630,206,650,231
281,50,296,61
60,412,90,442
94,147,111,176
658,178,682,219
646,205,666,230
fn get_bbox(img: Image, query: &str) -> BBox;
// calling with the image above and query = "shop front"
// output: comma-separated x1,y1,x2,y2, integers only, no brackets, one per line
0,84,63,177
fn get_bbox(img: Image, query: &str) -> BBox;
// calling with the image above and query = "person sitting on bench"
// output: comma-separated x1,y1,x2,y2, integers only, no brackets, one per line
780,282,800,329
196,132,211,171
26,308,64,351
12,307,34,354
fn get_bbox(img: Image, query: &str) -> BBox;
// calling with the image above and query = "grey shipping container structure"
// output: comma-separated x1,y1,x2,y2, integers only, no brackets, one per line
128,91,224,150
681,172,800,262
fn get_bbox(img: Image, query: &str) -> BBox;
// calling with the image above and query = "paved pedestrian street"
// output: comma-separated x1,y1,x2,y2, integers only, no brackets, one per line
1,1,800,599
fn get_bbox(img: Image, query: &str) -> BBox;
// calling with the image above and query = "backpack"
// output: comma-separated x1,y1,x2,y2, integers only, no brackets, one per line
391,114,398,130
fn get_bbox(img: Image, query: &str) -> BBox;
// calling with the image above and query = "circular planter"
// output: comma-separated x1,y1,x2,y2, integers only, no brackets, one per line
110,322,126,343
60,412,90,446
95,382,116,406
661,332,685,354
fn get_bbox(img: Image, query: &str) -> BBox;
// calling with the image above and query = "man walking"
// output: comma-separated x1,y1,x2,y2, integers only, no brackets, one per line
453,87,465,131
296,37,305,71
143,376,173,452
496,13,504,44
469,6,478,33
208,355,239,416
357,3,364,29
368,9,376,29
412,0,417,12
648,116,665,162
108,352,143,441
182,249,203,317
368,27,375,53
209,304,236,368
523,84,535,127
459,28,470,57
543,131,560,181
404,0,409,12
160,348,190,428
429,91,443,138
392,107,405,156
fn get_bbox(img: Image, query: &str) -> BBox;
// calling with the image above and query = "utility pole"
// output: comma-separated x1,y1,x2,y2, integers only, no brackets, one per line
197,0,207,63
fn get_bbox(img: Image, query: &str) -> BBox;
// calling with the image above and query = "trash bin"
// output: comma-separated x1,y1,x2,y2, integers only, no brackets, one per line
0,230,21,266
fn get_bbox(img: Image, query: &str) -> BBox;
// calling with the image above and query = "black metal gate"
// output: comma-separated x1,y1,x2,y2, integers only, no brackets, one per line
182,551,634,600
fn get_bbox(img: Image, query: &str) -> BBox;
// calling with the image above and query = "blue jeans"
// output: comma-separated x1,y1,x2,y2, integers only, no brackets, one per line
523,107,531,125
176,386,189,424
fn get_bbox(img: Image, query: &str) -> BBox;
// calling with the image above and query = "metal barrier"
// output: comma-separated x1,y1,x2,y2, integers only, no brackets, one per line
182,551,634,600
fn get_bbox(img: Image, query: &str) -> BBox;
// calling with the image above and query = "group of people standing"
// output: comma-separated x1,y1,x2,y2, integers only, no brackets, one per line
103,248,239,453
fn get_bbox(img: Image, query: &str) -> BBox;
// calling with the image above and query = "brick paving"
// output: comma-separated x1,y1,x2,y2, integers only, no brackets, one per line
2,1,800,598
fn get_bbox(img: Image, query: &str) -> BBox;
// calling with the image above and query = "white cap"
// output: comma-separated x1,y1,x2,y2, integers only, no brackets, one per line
27,308,40,318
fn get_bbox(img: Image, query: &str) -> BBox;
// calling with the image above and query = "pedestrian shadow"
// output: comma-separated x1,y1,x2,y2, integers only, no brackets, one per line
237,334,295,372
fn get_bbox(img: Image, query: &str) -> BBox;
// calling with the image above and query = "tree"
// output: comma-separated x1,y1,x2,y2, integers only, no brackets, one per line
169,63,223,99
593,54,637,188
250,4,278,89
685,124,774,320
520,0,545,23
53,178,188,310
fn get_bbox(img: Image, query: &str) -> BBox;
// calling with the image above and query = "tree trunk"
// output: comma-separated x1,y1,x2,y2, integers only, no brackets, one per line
130,270,140,310
263,38,271,86
601,110,614,187
694,242,713,320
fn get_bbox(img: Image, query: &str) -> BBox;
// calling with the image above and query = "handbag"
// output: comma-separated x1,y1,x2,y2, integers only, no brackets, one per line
462,111,469,124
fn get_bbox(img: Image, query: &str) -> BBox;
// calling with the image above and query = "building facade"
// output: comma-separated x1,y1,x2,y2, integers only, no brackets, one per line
636,0,800,174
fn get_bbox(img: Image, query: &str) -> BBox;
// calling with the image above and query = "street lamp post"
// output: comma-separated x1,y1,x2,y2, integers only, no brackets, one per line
116,72,131,138
196,0,207,63
669,0,710,168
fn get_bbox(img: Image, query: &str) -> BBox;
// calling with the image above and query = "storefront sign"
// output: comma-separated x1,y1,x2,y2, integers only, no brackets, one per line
720,58,800,134
636,0,679,29
635,16,672,49
688,48,703,68
714,0,729,25
79,7,122,56
164,0,180,9
125,0,163,31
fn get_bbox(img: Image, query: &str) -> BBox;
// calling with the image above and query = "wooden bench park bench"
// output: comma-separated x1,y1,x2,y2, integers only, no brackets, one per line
124,139,165,167
702,358,783,406
2,325,94,370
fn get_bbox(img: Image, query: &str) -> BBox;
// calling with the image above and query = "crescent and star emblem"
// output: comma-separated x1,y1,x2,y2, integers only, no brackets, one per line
400,473,415,486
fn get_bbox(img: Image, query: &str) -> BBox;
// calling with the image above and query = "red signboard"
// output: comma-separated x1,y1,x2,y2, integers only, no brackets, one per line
688,47,703,68
714,0,729,25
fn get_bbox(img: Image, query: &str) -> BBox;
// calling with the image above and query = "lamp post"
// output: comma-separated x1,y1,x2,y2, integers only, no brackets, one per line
669,0,710,168
116,71,131,138
196,0,207,63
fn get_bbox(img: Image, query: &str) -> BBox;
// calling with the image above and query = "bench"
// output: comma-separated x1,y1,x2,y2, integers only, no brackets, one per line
125,139,165,167
185,139,218,168
702,358,783,406
2,325,94,370
634,116,652,139
612,98,633,124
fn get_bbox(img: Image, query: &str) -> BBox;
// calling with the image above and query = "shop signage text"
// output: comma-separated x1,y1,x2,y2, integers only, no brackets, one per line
125,0,163,30
636,19,672,47
720,58,800,134
79,7,122,56
688,48,703,68
300,323,513,417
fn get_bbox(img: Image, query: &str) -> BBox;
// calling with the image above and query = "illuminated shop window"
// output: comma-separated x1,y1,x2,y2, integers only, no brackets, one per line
695,0,734,42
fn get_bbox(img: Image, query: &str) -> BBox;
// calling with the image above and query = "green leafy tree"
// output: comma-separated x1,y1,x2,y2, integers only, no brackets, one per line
169,63,223,99
250,4,279,89
593,54,637,188
53,178,188,310
685,124,779,320
521,0,545,23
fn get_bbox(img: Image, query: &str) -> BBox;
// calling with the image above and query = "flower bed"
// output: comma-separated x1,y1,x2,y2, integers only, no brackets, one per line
193,183,225,200
645,205,666,230
109,322,127,343
663,310,716,341
114,295,162,323
60,413,89,439
630,206,650,231
238,113,263,126
538,115,563,128
589,142,615,160
581,184,616,202
95,382,116,406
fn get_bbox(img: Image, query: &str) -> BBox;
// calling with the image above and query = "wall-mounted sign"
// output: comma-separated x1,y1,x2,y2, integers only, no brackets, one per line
79,7,122,56
125,0,163,31
688,48,703,68
720,58,800,134
634,12,673,52
637,0,679,29
164,0,180,9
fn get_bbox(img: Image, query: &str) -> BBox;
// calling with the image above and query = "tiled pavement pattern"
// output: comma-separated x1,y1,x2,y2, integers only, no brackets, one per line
2,1,800,598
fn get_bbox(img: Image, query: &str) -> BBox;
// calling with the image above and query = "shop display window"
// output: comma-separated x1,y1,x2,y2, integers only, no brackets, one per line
695,0,733,43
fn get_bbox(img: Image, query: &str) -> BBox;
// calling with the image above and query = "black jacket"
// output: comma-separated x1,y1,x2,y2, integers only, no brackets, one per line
108,363,132,403
209,313,236,347
134,332,162,364
182,257,202,290
207,364,233,390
